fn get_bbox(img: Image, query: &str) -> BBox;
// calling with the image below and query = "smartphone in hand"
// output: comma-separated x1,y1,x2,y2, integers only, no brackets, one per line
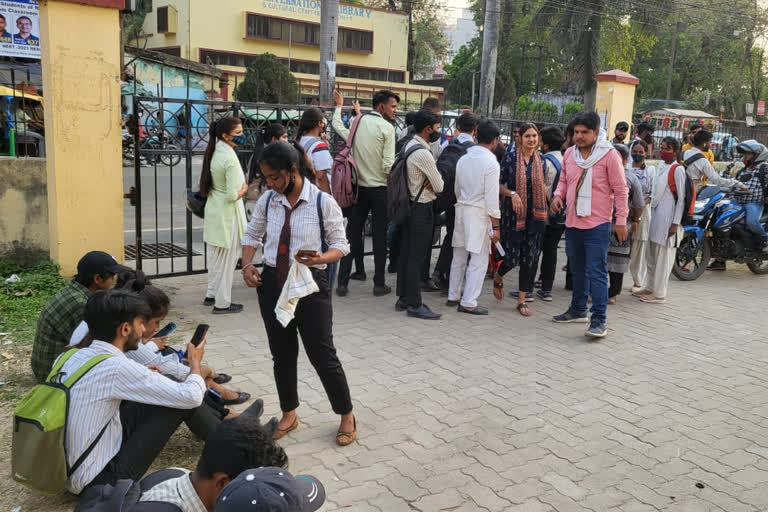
153,322,178,338
190,324,209,347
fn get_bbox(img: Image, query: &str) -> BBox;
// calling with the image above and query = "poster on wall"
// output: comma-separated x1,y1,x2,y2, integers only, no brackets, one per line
0,0,40,59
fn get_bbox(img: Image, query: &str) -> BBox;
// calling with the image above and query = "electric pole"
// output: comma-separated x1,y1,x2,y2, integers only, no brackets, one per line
320,0,339,104
478,0,499,115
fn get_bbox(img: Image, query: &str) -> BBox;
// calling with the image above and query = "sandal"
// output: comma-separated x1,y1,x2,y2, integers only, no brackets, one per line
640,295,666,304
632,289,652,297
492,272,504,301
336,416,357,446
273,416,299,440
213,373,232,385
221,391,251,406
517,302,532,317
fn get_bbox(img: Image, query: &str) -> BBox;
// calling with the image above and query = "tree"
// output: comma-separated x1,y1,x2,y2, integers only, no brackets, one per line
319,0,339,103
235,54,298,104
478,0,500,114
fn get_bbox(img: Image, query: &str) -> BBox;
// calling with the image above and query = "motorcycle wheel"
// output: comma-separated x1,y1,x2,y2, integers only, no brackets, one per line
672,232,711,281
159,144,182,167
747,260,768,274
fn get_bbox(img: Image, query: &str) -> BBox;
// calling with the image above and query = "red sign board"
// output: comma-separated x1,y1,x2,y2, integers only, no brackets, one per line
758,101,766,116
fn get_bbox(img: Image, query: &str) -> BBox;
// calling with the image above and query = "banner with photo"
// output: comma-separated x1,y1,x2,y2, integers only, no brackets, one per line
0,0,40,58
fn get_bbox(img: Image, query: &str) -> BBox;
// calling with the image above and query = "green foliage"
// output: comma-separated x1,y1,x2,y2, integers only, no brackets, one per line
564,101,584,116
0,259,66,345
444,43,481,107
531,100,557,114
235,54,299,104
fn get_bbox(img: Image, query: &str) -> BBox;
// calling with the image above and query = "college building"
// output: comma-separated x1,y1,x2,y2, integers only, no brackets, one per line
135,0,443,106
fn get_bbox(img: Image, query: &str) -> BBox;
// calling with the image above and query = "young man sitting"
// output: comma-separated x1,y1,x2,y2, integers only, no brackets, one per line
56,289,217,495
31,251,129,382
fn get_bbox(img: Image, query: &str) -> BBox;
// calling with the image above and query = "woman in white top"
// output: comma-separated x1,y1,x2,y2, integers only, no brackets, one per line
628,140,657,291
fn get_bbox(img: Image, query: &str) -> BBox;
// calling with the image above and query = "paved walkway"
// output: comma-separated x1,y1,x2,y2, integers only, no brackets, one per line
161,259,768,512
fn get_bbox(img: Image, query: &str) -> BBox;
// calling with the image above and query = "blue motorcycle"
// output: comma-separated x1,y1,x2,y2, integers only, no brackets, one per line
672,184,768,280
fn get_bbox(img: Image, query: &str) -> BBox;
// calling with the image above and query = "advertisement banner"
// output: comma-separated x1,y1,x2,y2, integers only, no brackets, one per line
758,101,765,116
0,0,40,59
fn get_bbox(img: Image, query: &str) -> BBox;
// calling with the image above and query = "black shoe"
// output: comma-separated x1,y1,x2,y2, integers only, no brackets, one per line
240,399,265,419
373,284,392,296
203,297,215,307
336,285,349,297
407,304,441,320
420,278,441,292
395,298,408,312
388,263,398,274
445,299,459,307
707,260,727,271
350,271,367,281
213,303,243,315
222,391,251,405
458,305,489,315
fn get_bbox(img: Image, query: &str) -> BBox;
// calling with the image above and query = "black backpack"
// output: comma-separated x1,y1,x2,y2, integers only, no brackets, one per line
75,469,186,512
435,139,474,212
387,144,427,225
395,125,416,155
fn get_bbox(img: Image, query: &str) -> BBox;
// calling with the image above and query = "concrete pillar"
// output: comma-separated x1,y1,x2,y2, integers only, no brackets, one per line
39,0,124,275
594,69,639,137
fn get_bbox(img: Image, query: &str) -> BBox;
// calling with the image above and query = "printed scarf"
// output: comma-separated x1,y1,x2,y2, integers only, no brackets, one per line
515,150,548,230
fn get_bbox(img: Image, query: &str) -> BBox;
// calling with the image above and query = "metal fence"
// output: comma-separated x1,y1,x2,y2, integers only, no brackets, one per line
0,63,45,157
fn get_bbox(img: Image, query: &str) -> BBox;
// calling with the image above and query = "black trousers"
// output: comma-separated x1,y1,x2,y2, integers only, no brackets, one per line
341,206,365,274
339,186,388,286
499,259,537,294
609,271,624,298
257,266,353,415
86,400,218,489
537,224,566,292
397,202,434,308
434,206,456,281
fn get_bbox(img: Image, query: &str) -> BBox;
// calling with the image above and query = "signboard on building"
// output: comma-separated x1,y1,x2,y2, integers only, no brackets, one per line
0,0,40,59
758,101,765,116
261,0,373,23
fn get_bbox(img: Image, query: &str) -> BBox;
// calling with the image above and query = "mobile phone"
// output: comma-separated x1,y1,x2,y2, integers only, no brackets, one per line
296,249,317,257
190,324,209,347
153,322,177,338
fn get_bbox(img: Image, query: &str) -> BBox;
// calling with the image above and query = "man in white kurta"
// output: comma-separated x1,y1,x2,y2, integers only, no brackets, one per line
448,121,502,314
639,158,686,302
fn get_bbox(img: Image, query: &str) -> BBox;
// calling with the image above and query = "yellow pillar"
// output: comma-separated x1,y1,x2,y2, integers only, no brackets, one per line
594,69,639,138
40,0,124,275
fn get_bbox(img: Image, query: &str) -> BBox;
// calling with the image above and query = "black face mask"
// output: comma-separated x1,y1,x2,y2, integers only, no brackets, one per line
282,174,296,195
428,130,441,143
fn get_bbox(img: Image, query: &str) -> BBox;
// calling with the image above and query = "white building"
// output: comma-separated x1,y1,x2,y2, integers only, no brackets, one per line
446,9,477,56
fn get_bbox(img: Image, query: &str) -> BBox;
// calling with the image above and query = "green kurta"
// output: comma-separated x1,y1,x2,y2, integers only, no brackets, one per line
203,140,247,249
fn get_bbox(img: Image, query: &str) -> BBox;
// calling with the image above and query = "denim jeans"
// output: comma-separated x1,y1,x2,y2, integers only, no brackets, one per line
565,223,611,324
744,202,768,242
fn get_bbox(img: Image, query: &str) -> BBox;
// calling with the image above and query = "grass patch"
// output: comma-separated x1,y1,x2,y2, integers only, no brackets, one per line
0,259,66,346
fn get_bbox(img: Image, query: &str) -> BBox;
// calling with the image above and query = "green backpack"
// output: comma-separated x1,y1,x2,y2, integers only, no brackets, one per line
12,348,113,495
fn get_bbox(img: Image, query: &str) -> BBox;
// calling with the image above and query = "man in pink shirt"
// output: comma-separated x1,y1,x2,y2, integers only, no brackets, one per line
551,112,629,339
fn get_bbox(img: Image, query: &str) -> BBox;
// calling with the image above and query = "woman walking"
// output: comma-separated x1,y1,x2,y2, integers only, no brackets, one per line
241,141,357,446
607,144,645,303
201,117,248,314
494,123,551,316
627,140,657,291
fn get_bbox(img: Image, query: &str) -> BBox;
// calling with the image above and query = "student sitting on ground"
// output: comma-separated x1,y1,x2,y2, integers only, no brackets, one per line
31,251,129,382
215,467,325,512
58,290,218,495
70,270,251,406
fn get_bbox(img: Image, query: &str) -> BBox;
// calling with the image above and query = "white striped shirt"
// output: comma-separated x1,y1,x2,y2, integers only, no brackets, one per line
241,180,350,269
140,469,207,512
57,341,206,494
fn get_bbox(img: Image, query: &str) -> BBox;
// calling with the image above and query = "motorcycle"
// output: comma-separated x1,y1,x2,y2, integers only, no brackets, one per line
672,179,768,281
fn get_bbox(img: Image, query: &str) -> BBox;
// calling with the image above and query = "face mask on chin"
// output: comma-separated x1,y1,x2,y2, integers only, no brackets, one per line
282,174,296,195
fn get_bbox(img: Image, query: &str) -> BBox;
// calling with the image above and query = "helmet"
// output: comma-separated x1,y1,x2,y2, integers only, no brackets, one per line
735,139,768,165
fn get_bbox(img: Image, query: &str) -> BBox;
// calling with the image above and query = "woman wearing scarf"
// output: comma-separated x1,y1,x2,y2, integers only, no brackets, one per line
493,123,551,317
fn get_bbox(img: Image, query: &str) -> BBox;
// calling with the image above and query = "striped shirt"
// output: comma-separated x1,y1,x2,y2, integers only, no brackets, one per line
140,469,206,512
57,341,206,494
241,180,350,269
405,135,444,203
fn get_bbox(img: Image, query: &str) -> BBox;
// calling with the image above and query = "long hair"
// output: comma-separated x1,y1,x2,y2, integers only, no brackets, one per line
248,123,287,185
258,140,316,187
296,108,324,139
200,117,242,197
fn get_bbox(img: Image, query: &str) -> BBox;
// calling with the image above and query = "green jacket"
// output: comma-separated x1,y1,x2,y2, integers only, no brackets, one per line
203,140,247,248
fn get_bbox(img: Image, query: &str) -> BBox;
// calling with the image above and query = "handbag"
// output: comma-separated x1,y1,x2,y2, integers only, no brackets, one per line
185,189,206,219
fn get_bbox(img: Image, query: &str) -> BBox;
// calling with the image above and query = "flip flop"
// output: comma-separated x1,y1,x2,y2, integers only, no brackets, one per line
632,289,652,297
640,295,666,304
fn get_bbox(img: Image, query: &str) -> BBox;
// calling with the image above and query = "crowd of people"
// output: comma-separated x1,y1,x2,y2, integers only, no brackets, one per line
19,89,768,510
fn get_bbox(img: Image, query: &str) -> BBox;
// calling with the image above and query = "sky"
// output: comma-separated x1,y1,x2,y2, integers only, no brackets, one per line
443,0,472,25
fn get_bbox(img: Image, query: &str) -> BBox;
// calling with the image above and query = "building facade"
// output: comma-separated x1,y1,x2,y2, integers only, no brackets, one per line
136,0,443,106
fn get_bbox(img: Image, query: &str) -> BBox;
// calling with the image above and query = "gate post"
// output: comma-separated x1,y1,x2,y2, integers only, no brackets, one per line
40,0,124,275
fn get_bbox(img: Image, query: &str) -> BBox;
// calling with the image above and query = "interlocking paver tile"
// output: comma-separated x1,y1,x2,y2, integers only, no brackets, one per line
157,257,768,511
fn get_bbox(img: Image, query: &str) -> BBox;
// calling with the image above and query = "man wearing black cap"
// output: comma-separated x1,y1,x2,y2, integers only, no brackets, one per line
216,467,325,512
612,121,629,145
30,251,129,382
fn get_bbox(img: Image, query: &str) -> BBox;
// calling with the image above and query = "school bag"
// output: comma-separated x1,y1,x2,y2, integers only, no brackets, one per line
387,144,427,225
395,125,416,155
331,113,369,208
542,153,566,225
435,139,474,213
12,348,113,495
75,468,185,512
668,163,697,226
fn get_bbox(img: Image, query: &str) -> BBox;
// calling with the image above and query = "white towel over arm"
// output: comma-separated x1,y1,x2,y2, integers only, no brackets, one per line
275,262,320,327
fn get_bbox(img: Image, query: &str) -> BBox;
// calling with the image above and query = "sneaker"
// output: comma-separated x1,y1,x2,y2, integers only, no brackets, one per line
508,290,535,302
585,322,607,339
553,311,589,323
373,284,392,297
536,290,553,302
